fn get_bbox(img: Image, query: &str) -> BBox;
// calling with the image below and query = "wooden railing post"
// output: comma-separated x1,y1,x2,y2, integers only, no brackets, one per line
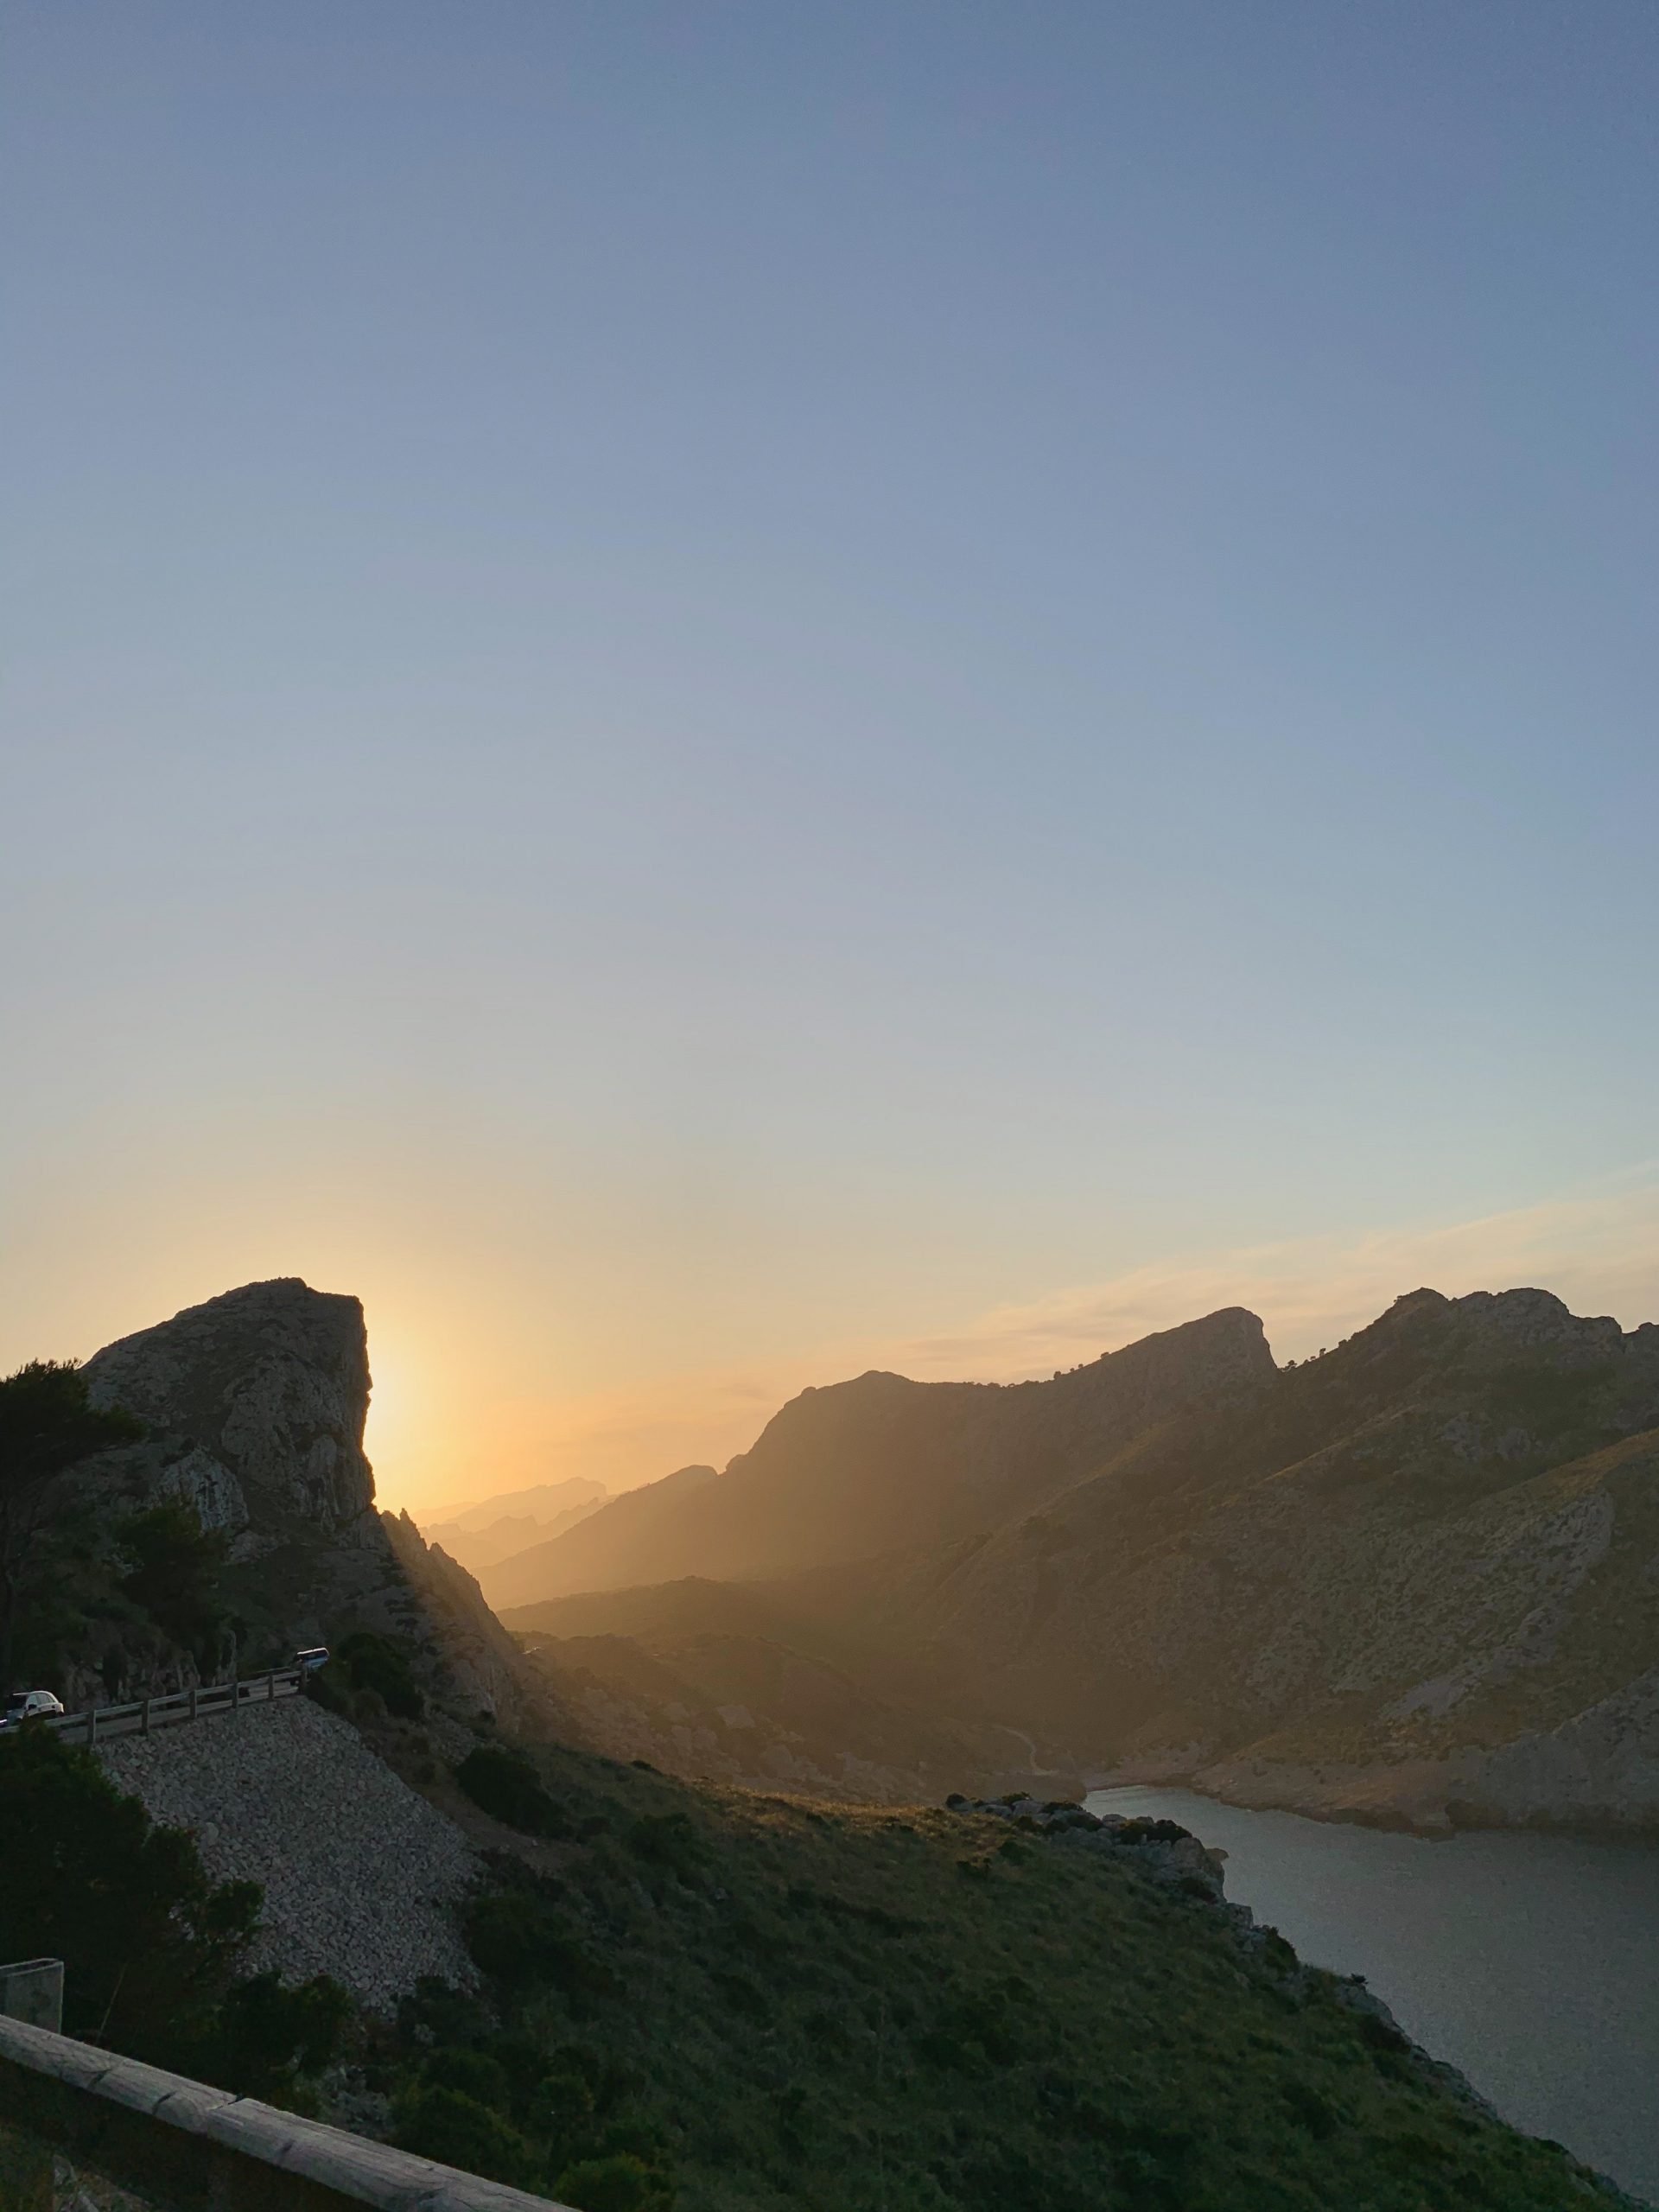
266,1670,276,1702
188,1684,198,1722
140,1697,150,1738
86,1707,95,1749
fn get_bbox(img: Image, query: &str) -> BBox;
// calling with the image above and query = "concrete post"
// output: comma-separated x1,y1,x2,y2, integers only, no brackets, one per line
0,1961,62,2035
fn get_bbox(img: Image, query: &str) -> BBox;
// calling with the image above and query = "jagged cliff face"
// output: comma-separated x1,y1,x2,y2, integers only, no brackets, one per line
485,1306,1273,1608
63,1280,567,1735
83,1278,378,1548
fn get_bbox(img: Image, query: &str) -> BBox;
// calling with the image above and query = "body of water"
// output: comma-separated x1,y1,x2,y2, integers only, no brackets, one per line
1086,1786,1659,2204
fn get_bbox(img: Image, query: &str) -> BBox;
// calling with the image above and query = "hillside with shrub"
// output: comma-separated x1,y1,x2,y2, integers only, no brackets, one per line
2,1713,1638,2212
389,1732,1641,2211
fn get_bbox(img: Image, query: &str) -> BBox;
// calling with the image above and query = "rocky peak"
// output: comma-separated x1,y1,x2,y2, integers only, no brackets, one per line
1063,1305,1274,1411
82,1278,377,1542
1452,1287,1626,1365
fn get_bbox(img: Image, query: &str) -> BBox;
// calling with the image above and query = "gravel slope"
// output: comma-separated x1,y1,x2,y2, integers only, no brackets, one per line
99,1697,478,2012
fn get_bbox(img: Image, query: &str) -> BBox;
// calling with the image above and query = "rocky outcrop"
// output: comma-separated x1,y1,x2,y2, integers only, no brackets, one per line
1461,1662,1659,1827
64,1281,570,1738
485,1311,1273,1608
382,1510,588,1743
945,1791,1229,1895
82,1279,378,1551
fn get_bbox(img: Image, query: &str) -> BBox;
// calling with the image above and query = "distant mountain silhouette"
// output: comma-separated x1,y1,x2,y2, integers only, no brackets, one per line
480,1310,1269,1610
421,1475,610,1577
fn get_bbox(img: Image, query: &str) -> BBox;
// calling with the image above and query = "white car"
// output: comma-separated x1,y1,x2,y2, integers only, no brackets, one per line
1,1689,67,1729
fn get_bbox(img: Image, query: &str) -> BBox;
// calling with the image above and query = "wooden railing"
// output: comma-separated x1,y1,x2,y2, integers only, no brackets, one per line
0,2008,568,2210
3,1669,306,1750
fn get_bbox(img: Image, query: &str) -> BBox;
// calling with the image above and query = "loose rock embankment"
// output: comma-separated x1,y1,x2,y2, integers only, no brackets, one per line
98,1698,479,2012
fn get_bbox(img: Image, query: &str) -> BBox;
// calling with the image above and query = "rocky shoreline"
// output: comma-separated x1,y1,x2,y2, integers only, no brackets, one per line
1087,1723,1659,1840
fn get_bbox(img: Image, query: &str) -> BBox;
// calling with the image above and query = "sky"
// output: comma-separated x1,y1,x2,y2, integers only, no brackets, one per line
3,3,1656,1512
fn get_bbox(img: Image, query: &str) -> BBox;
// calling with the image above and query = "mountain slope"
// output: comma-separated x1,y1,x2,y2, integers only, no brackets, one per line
488,1281,1659,1832
499,1575,1065,1803
484,1308,1271,1608
365,1732,1640,2211
854,1287,1659,1827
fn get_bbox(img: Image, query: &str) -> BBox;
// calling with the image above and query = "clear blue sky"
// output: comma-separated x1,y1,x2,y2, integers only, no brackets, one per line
3,3,1656,1502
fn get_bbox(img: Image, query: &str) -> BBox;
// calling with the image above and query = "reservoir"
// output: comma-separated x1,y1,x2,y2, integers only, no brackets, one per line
1087,1787,1659,2203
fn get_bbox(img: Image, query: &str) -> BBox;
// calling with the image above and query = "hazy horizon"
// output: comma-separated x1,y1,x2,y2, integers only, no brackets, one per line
25,1176,1659,1515
5,4,1657,1512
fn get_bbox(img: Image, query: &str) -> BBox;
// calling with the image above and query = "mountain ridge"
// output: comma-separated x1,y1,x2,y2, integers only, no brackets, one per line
484,1281,1659,1834
483,1306,1270,1608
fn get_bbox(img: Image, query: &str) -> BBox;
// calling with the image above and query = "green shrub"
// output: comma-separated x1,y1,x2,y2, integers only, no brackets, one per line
116,1502,227,1665
392,2084,538,2186
0,1358,143,1686
336,1630,424,1719
555,2152,675,2212
462,1891,618,2005
425,2045,512,2113
208,1970,351,2101
395,1973,493,2050
455,1744,564,1834
525,2067,597,2141
625,1811,703,1879
302,1664,351,1716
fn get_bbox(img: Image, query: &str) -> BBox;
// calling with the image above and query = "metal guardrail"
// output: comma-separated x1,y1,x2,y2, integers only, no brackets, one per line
0,2009,569,2210
2,1669,304,1750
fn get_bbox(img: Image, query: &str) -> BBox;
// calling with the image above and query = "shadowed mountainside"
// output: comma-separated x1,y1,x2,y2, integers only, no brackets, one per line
502,1575,1071,1803
502,1285,1659,1832
869,1285,1659,1827
483,1307,1272,1608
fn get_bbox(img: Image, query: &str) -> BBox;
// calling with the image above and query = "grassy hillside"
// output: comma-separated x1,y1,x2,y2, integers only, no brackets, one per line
380,1736,1631,2212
